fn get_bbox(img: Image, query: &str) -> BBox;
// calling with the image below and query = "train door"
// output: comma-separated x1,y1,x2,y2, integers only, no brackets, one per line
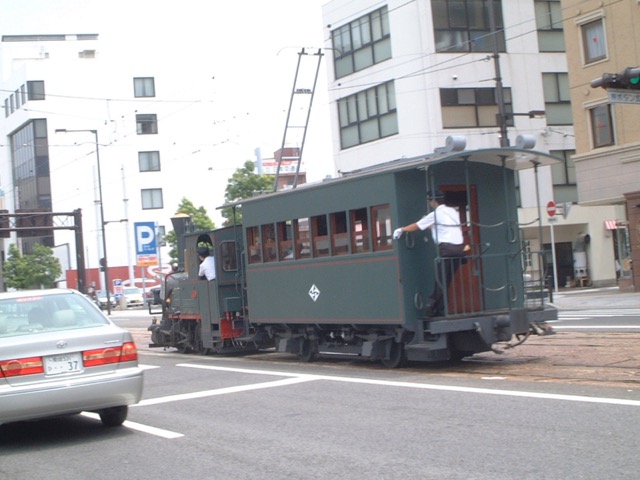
441,185,482,314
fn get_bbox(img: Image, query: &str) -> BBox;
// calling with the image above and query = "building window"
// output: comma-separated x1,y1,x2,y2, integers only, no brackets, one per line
136,114,158,134
134,77,155,97
550,150,577,203
590,104,614,148
580,17,606,64
338,81,398,149
27,80,45,101
432,0,505,53
141,188,163,209
138,151,161,171
331,6,391,79
535,0,565,52
542,73,572,125
441,87,512,128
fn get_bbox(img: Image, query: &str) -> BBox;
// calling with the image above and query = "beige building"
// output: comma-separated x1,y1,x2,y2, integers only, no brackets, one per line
561,0,640,290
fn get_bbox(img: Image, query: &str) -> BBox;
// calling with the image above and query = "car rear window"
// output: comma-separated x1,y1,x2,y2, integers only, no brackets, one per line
0,293,109,338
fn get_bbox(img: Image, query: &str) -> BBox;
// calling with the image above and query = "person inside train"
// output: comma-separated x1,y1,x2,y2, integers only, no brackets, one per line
197,245,216,281
392,190,470,316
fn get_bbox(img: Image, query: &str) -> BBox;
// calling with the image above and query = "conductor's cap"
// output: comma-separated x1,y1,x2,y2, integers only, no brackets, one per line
196,246,210,257
427,190,445,202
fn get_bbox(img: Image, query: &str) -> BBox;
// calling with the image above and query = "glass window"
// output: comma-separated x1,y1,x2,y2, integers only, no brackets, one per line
542,73,572,125
311,214,330,257
133,77,155,97
535,0,565,52
261,224,277,262
136,114,158,134
432,0,505,53
441,87,513,128
590,104,614,148
141,188,163,209
338,81,398,149
330,211,349,256
350,208,370,253
246,226,261,264
27,80,45,101
220,241,238,271
582,18,606,64
138,151,161,172
294,218,310,259
371,204,392,251
331,6,391,79
277,220,294,261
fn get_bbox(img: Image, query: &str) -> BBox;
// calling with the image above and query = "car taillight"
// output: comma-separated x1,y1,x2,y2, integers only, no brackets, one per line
0,356,44,377
83,342,138,367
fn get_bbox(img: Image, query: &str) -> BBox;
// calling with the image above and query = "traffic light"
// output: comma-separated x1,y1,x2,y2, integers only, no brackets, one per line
591,67,640,90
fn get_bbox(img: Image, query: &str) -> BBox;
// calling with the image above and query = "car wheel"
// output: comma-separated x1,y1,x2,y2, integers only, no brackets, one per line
99,406,128,427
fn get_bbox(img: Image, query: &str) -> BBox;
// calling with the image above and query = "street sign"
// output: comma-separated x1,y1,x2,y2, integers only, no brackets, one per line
608,90,640,104
134,222,158,266
546,201,556,217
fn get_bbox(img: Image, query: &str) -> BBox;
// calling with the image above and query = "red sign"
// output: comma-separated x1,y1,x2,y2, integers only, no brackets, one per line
547,201,556,217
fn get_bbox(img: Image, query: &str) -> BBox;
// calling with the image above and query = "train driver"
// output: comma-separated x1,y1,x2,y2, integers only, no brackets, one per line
197,246,216,281
392,191,469,316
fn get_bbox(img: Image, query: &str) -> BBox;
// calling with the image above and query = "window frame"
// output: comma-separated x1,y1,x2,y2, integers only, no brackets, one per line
141,188,163,209
138,151,161,172
133,77,156,98
136,114,158,135
589,103,614,148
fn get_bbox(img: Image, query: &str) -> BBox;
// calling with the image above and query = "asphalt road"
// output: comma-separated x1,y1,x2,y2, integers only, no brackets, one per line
1,347,638,480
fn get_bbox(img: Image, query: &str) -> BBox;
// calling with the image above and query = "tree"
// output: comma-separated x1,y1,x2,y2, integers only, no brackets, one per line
165,198,215,263
3,243,62,290
220,160,273,226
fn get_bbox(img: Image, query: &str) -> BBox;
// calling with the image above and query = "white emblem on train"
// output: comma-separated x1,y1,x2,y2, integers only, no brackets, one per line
309,284,320,302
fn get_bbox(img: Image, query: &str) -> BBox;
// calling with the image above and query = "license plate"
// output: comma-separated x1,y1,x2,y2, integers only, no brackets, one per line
44,352,83,375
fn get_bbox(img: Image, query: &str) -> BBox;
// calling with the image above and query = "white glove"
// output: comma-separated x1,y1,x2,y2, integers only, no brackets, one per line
393,228,404,240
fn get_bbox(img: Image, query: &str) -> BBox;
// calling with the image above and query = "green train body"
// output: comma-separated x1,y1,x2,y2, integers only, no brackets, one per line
149,148,557,366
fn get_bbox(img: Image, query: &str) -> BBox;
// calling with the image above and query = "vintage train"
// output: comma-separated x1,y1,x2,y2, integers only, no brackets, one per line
148,145,557,367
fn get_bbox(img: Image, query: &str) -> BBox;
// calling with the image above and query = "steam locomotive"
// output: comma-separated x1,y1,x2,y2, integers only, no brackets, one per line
148,146,557,367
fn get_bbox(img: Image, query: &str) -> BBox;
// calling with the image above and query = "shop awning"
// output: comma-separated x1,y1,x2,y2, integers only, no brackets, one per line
605,220,620,230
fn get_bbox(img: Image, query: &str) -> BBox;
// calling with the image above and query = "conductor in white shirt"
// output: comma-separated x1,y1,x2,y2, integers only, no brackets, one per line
392,191,469,316
197,246,216,281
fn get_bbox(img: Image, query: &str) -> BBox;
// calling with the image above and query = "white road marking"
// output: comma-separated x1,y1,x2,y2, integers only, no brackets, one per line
550,325,640,329
135,376,316,407
80,412,183,438
175,363,640,407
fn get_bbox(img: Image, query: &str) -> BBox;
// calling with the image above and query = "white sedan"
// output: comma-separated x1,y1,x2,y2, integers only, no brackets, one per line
0,289,143,427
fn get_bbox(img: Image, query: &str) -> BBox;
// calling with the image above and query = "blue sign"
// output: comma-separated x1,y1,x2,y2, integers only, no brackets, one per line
134,222,157,255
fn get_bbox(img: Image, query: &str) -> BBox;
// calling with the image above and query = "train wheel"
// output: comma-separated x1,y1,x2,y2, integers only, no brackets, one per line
298,339,318,362
382,341,406,369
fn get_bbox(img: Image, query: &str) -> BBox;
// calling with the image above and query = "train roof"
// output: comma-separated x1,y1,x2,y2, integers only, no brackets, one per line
222,146,561,209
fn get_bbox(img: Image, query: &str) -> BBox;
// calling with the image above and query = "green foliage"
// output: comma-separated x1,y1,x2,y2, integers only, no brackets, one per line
3,244,62,290
166,198,216,262
220,160,273,226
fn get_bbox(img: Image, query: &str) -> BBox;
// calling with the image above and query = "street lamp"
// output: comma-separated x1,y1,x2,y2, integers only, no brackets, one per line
55,128,111,314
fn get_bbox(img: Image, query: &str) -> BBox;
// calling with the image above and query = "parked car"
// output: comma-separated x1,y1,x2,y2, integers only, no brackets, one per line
94,290,116,310
0,289,144,427
123,287,144,308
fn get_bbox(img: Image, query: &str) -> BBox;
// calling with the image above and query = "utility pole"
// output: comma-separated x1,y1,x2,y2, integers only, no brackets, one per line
488,0,509,147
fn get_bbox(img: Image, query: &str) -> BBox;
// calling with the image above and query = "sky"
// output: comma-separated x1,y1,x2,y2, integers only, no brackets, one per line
0,0,336,222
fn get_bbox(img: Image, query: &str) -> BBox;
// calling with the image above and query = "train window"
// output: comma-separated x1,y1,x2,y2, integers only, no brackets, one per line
311,214,330,257
294,218,311,259
371,204,393,251
277,220,294,261
261,224,277,263
330,211,349,255
246,226,262,264
220,241,238,271
350,208,370,253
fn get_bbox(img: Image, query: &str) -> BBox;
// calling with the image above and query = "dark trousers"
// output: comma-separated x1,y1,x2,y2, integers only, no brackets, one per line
429,243,467,316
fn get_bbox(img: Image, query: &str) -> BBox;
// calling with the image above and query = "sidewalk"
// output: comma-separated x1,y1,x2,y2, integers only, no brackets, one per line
548,286,640,310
